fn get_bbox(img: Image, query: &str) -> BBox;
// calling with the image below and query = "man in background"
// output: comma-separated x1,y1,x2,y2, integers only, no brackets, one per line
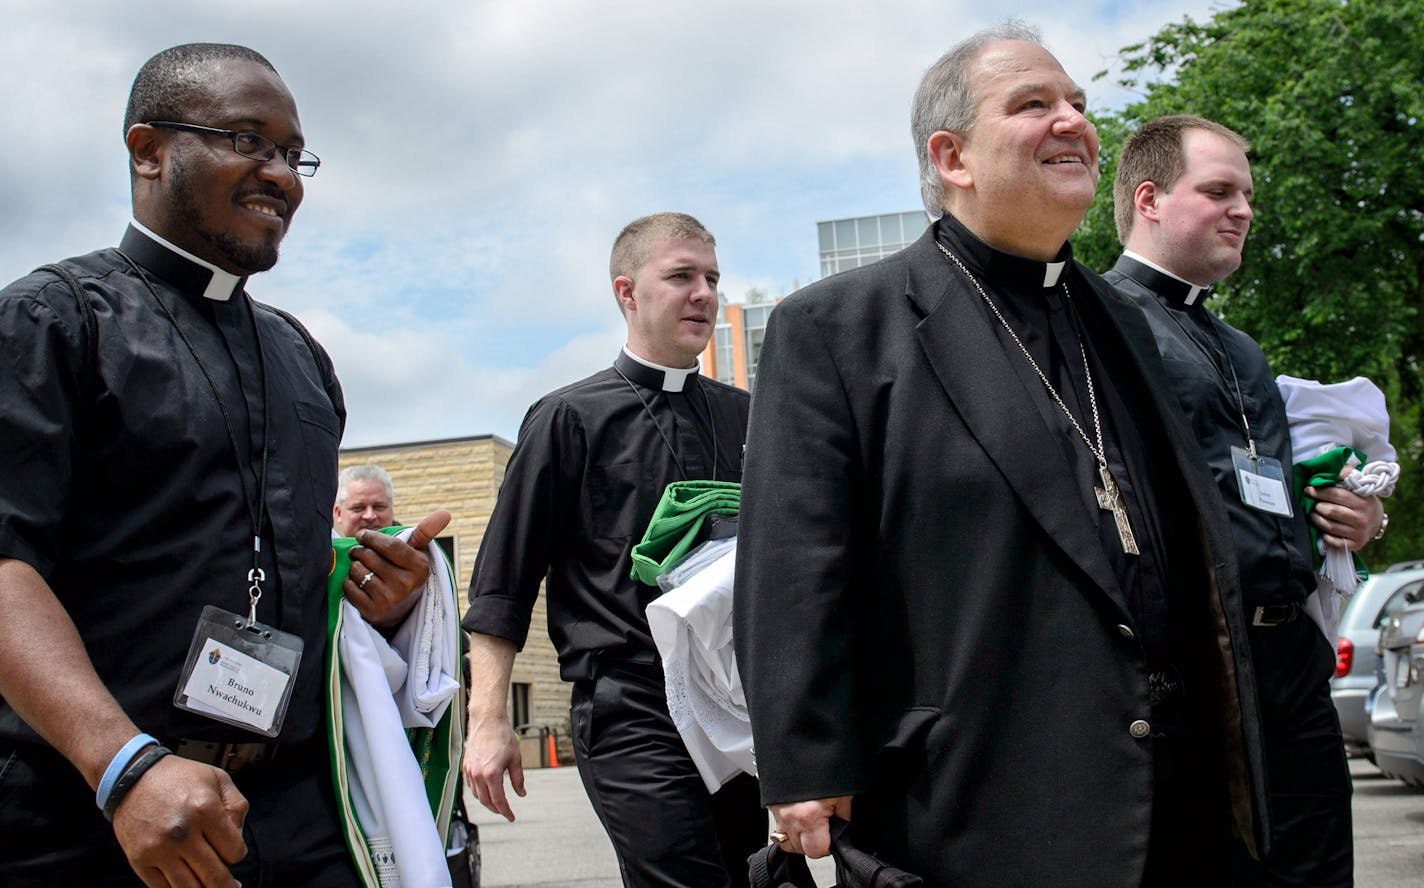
334,464,397,537
332,461,481,886
1105,113,1383,886
463,212,763,887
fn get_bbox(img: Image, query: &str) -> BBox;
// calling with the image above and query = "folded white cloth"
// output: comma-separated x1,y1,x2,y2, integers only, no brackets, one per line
338,528,459,888
1277,374,1400,643
646,543,756,792
389,534,461,729
1276,374,1396,462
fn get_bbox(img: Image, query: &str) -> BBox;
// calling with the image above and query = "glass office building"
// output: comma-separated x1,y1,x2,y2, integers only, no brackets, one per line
704,301,776,391
817,210,928,279
702,211,927,391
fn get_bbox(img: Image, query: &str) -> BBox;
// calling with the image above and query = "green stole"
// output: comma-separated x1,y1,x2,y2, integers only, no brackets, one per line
1293,446,1371,584
326,529,465,886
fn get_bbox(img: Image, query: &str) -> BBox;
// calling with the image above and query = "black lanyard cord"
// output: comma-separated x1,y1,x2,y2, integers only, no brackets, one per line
613,367,719,482
1161,305,1256,456
116,251,272,616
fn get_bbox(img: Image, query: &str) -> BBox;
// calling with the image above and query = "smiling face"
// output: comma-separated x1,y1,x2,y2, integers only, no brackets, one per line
932,40,1099,259
135,58,305,275
1135,128,1254,286
333,478,394,537
616,237,720,368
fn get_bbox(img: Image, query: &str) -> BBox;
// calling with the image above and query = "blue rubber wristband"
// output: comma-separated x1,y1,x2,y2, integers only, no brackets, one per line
95,733,158,812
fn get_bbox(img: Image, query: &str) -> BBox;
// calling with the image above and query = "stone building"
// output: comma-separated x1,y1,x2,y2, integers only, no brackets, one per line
338,434,570,765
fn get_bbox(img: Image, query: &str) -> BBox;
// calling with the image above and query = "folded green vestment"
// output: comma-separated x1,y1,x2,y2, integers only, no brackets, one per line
629,480,741,586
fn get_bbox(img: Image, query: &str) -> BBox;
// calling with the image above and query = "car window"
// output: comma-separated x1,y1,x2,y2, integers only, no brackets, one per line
1374,580,1424,628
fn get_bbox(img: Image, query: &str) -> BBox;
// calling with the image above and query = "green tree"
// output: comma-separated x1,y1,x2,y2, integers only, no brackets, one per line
1073,111,1129,271
1082,0,1424,562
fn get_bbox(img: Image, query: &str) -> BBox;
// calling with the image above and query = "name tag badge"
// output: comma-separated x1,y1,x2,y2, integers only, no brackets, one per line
173,606,303,737
1232,445,1293,517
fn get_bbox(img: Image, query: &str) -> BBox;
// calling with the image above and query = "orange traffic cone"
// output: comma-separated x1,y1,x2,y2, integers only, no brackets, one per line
545,732,561,768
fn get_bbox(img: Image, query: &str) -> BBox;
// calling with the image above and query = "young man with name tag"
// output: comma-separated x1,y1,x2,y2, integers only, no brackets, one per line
1104,114,1384,886
0,43,447,887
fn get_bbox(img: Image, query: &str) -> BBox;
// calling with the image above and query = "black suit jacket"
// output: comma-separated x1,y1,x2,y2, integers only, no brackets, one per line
734,227,1268,886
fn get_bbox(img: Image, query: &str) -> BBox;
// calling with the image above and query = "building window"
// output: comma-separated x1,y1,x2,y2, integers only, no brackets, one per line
817,211,929,278
742,305,772,391
714,326,734,385
510,682,531,727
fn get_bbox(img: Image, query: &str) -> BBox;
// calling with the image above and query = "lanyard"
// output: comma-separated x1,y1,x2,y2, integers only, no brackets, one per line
613,367,720,482
1160,305,1258,458
117,251,273,624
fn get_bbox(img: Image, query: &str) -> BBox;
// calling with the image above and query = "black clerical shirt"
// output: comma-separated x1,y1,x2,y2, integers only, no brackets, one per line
935,216,1199,666
463,351,750,681
0,225,345,745
1105,254,1315,607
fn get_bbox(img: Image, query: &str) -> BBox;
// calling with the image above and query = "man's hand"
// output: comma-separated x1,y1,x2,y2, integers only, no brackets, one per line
770,796,853,859
463,715,526,822
1306,485,1384,551
112,755,248,888
344,510,452,628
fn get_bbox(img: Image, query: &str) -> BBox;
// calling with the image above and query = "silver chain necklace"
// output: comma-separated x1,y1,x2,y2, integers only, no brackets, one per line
936,240,1139,555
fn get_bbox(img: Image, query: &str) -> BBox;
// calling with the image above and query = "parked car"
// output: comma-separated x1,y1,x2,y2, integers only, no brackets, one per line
1372,597,1424,787
1330,561,1424,757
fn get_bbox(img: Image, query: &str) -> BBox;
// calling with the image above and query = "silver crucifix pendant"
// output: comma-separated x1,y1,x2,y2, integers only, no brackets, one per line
1096,465,1140,555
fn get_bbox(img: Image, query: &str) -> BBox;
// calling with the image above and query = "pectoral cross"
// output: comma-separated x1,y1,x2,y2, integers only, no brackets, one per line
1096,465,1140,555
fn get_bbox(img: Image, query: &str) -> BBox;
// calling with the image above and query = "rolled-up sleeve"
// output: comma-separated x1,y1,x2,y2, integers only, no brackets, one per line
462,396,583,649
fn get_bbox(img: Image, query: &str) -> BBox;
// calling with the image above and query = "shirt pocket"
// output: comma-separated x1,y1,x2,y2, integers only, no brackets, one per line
293,399,340,521
586,459,655,541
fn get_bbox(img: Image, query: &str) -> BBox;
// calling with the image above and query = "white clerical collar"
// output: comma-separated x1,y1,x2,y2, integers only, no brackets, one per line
1042,261,1067,288
1122,250,1210,306
129,219,244,302
621,346,701,392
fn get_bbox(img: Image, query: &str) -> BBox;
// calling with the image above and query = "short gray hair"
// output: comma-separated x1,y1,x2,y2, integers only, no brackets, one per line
911,20,1044,219
337,464,394,504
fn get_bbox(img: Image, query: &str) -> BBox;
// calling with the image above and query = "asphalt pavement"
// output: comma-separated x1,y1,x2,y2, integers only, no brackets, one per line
467,765,621,887
466,764,835,887
469,759,1424,887
1351,757,1424,886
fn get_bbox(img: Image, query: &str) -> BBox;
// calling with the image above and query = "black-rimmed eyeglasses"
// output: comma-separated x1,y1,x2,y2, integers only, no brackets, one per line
147,121,321,177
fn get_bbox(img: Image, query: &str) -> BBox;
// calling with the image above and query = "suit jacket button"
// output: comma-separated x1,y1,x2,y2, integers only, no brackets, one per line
1116,624,1135,640
1129,720,1151,739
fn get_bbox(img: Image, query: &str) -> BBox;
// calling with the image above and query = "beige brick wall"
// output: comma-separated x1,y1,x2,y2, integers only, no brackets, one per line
339,435,572,764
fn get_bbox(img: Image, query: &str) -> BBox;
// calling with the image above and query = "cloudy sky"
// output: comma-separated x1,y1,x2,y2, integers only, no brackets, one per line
0,0,1227,446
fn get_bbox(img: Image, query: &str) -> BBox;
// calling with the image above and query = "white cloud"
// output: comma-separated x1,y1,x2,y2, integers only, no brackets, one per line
0,0,1230,443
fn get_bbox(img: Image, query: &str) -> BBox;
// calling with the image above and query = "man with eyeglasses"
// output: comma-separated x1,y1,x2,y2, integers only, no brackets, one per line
0,43,447,886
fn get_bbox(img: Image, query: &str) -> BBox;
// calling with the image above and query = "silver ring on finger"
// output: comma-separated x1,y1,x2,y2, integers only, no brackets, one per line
357,571,376,590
